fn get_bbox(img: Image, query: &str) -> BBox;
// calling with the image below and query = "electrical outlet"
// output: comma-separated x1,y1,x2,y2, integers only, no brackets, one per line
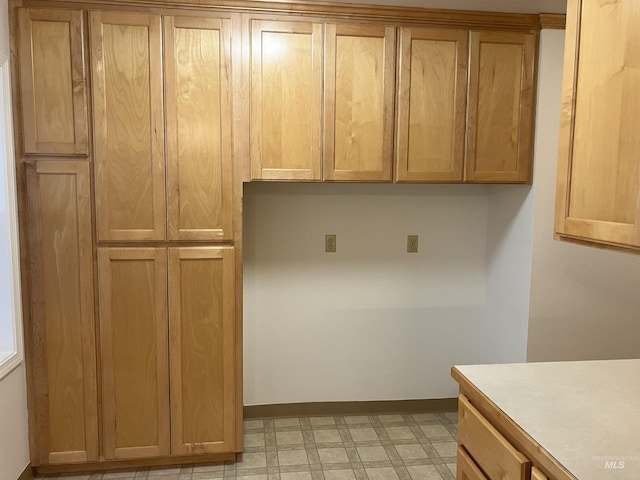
325,234,336,253
407,235,418,253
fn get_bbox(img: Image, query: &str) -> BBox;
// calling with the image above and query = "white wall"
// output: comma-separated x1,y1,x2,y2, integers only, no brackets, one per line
0,365,30,480
527,30,640,361
243,182,534,405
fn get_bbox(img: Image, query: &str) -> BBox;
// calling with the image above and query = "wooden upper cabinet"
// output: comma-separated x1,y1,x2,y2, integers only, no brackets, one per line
250,19,323,181
168,247,236,455
466,31,536,183
97,248,170,460
90,11,166,241
324,24,395,182
26,161,98,466
556,0,640,250
395,27,468,182
18,8,88,155
164,16,234,241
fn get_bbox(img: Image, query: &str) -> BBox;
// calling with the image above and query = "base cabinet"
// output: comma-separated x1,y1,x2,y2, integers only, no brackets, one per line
98,247,236,459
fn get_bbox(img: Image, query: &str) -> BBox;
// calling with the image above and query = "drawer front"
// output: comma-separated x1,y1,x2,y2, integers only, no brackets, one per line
531,467,548,480
458,394,530,480
458,446,489,480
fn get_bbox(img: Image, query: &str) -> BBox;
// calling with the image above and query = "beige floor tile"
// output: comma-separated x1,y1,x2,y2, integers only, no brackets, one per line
322,470,356,480
356,446,389,462
278,449,310,466
394,444,428,460
318,447,349,464
433,442,457,458
237,452,268,469
344,416,371,425
365,467,399,480
447,463,456,475
377,415,405,424
348,428,378,442
192,464,225,473
406,465,442,480
310,417,336,426
236,476,268,480
420,425,451,438
276,431,305,446
245,433,267,448
245,420,265,429
313,429,342,444
384,427,415,440
411,414,438,423
275,418,301,428
280,472,313,480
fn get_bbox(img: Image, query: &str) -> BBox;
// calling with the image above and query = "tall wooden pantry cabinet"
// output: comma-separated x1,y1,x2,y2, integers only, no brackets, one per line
16,4,240,470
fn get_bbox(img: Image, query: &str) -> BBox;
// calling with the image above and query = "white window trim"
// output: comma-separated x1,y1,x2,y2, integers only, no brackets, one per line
0,55,24,381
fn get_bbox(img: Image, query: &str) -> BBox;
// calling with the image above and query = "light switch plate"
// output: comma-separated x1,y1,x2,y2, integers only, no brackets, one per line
325,234,336,253
407,235,418,253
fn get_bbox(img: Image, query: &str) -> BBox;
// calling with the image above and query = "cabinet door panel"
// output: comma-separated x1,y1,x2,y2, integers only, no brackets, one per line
19,8,88,155
556,0,640,248
168,247,235,455
26,161,97,465
396,27,467,182
250,20,323,180
165,16,234,241
466,31,535,183
324,24,395,182
98,248,169,460
90,12,166,241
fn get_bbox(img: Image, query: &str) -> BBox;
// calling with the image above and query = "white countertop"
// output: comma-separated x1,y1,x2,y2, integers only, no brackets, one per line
454,359,640,480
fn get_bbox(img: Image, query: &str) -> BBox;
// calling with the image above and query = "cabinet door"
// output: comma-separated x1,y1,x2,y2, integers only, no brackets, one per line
90,12,166,241
395,27,467,182
250,19,323,180
324,24,396,182
466,31,536,183
168,247,236,455
457,446,489,480
97,248,169,460
18,8,88,155
165,16,234,241
556,0,640,249
26,161,97,465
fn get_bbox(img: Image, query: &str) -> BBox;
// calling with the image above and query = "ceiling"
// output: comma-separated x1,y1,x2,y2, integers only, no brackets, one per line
303,0,567,14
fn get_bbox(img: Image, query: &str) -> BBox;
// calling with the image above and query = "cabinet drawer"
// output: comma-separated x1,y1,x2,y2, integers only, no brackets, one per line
458,394,529,479
458,446,489,480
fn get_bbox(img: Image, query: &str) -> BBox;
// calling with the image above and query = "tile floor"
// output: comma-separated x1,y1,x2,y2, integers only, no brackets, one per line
45,412,458,480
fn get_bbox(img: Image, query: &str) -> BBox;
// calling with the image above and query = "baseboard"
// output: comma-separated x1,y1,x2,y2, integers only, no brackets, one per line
244,398,458,418
17,464,33,480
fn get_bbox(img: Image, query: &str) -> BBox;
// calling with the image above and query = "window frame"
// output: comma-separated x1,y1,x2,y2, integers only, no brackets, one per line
0,55,24,381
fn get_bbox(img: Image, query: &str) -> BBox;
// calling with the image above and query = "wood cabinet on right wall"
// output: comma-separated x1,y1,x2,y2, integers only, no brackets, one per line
555,0,640,252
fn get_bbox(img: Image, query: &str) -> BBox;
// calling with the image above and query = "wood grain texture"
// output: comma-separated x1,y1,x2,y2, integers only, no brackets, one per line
457,446,489,480
458,394,529,480
26,161,97,465
165,16,234,241
169,247,236,455
20,0,559,31
555,0,640,249
466,30,536,184
531,466,549,480
97,248,169,460
250,19,323,180
538,14,566,30
18,8,88,155
90,11,166,241
324,23,395,182
395,27,467,183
